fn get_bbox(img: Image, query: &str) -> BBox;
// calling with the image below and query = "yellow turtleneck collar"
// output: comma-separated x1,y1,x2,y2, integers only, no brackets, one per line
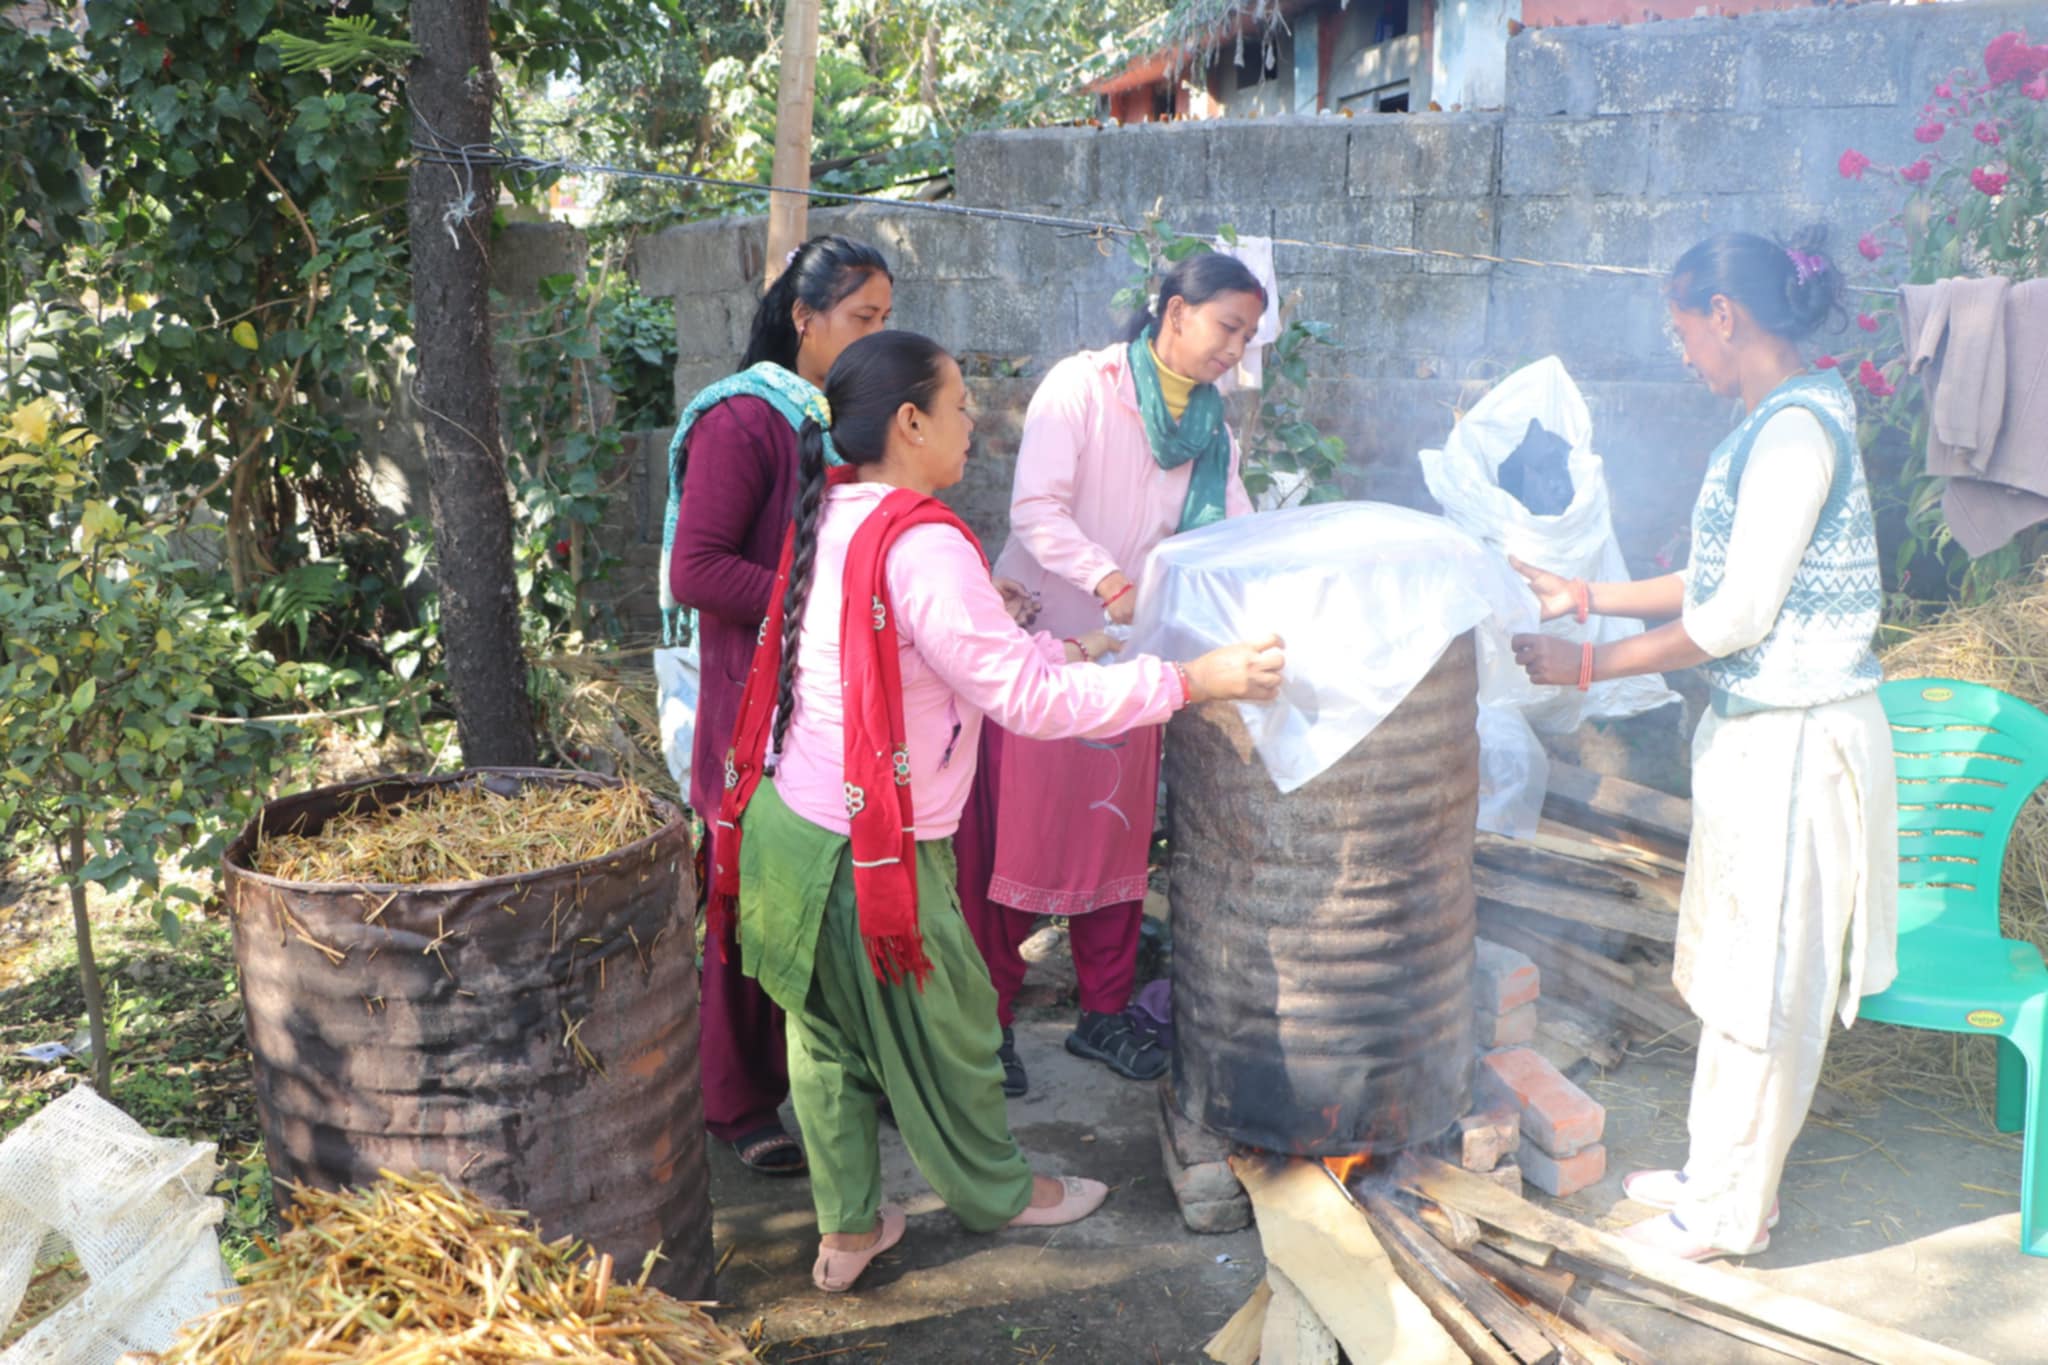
1149,341,1198,422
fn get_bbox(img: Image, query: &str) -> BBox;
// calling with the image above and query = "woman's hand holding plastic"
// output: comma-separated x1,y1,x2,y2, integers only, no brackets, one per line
1187,634,1286,703
1508,555,1578,623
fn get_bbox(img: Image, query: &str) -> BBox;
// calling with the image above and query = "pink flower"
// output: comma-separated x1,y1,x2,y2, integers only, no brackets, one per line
1837,148,1872,179
1974,120,2002,145
553,538,571,557
1857,313,1880,333
1985,32,2048,86
2026,75,2048,100
1899,158,1933,184
1971,166,2010,197
1814,355,1839,370
1935,81,1953,98
1915,121,1946,143
1858,360,1895,398
1858,233,1884,261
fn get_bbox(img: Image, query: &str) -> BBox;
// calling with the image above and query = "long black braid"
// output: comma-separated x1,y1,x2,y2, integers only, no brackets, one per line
766,330,954,763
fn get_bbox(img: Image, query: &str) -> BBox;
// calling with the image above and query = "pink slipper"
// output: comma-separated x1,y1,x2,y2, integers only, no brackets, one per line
1007,1176,1109,1228
1621,1169,1779,1228
1619,1211,1769,1262
812,1204,906,1292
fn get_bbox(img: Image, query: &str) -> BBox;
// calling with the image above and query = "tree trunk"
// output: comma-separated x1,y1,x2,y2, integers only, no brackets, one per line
65,823,111,1097
406,1,537,766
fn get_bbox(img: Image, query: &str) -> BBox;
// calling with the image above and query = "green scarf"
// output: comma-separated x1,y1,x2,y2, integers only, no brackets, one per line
1129,328,1232,532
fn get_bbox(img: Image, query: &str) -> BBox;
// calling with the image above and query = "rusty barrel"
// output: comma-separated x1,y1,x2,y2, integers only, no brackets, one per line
222,768,712,1298
1166,632,1480,1157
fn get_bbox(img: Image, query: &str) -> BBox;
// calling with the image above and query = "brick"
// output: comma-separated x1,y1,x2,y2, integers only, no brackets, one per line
1456,1103,1521,1173
1519,1141,1607,1199
1477,1159,1523,1196
1481,1046,1605,1159
1474,939,1540,1015
1477,1002,1539,1050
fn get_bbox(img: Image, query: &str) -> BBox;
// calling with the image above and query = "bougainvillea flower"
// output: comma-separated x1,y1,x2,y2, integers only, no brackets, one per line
1814,355,1839,370
1899,158,1933,183
1838,148,1872,179
1971,166,2010,196
1974,121,2002,145
1915,121,1946,143
1858,360,1895,397
1985,32,2048,86
1935,81,1953,98
2026,75,2048,100
1857,313,1880,333
1858,233,1884,261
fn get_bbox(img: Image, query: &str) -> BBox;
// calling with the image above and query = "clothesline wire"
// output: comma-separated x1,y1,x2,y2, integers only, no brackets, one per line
408,138,1898,296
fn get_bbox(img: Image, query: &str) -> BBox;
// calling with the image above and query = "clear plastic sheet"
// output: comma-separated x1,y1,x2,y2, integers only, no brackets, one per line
1128,502,1538,796
1420,356,1680,732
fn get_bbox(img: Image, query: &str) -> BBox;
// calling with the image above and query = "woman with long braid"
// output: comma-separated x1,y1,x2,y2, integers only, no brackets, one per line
661,234,892,1177
710,331,1285,1292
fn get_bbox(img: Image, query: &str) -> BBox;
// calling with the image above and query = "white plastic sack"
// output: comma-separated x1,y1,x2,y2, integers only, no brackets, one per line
1476,702,1549,840
1128,502,1538,795
1419,356,1680,733
653,640,701,797
0,1087,232,1365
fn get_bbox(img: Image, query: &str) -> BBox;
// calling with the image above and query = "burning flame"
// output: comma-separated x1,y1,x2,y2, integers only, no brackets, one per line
1323,1152,1373,1184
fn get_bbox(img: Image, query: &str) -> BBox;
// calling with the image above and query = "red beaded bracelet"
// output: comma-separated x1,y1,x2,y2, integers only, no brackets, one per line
1172,661,1195,707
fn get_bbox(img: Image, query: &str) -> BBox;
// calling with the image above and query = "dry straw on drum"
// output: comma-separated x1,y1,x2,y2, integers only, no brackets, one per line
159,1171,756,1364
250,780,662,885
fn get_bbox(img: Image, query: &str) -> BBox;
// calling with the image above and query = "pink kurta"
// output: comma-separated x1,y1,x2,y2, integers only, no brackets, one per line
985,343,1252,915
773,481,1184,839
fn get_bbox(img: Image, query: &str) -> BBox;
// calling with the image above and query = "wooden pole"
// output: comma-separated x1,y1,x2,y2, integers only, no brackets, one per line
764,0,821,287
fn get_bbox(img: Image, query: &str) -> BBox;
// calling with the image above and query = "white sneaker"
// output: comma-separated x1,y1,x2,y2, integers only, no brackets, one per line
1621,1169,1779,1228
1619,1211,1770,1262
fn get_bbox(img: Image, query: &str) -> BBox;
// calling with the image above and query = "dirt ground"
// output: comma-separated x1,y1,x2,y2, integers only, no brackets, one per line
711,950,2048,1365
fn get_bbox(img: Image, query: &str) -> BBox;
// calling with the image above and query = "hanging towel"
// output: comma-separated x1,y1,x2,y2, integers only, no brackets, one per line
1215,234,1280,391
1900,278,2048,557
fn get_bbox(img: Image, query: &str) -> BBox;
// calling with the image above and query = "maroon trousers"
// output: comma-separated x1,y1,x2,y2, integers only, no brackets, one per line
695,806,789,1143
955,727,1146,1028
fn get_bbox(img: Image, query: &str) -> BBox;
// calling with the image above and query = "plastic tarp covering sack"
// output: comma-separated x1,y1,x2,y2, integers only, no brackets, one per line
1128,502,1539,800
0,1086,232,1365
1419,355,1680,733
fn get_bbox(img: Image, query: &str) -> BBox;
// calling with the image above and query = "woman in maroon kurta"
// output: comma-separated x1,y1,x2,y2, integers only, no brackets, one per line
669,235,894,1174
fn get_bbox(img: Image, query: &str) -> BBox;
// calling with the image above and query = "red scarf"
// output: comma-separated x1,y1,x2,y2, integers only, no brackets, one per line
710,466,987,987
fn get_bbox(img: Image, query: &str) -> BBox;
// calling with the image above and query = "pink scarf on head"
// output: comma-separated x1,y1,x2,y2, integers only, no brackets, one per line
711,465,988,987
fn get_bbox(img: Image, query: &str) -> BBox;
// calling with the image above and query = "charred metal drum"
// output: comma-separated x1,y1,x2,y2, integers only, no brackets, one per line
222,768,712,1298
1167,632,1479,1156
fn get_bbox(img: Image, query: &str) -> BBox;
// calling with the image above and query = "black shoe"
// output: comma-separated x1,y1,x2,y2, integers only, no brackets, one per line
1065,1009,1168,1081
998,1026,1028,1097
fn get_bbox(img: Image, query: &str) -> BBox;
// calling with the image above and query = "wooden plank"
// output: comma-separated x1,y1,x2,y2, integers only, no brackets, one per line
1477,868,1680,943
1542,762,1693,852
1478,834,1655,898
1262,1266,1340,1365
1362,1192,1559,1365
1470,1246,1652,1365
1230,1155,1467,1365
1537,818,1689,880
1569,1260,1865,1365
763,0,822,280
1539,998,1630,1070
1480,1225,1561,1269
1417,1201,1483,1250
1203,1278,1271,1365
1398,1156,1992,1365
1469,1242,1574,1301
1355,1195,1524,1365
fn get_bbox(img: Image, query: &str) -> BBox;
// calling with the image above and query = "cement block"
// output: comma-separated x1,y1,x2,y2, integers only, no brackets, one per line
629,220,758,299
1501,118,1651,197
1755,28,1903,108
1486,274,1664,377
1273,197,1415,277
880,214,1006,283
1650,115,1803,197
1095,124,1213,218
1417,198,1495,275
1494,195,1596,268
954,127,1100,209
1209,119,1350,202
669,295,733,365
1590,34,1741,115
1347,115,1502,199
1504,30,1586,117
1340,275,1489,373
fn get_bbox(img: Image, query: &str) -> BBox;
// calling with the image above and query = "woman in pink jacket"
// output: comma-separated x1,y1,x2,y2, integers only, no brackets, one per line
712,330,1283,1291
968,253,1268,1093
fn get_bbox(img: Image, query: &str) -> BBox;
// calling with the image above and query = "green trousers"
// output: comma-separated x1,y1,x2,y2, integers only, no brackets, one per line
739,780,1034,1235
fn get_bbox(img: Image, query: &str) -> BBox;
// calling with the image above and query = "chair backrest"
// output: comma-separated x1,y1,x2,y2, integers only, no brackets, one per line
1880,678,2048,940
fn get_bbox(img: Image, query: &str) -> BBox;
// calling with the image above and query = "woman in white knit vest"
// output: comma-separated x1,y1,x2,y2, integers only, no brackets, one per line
1508,230,1898,1261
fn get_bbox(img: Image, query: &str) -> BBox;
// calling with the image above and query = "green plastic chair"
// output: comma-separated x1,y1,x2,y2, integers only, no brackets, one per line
1865,678,2048,1258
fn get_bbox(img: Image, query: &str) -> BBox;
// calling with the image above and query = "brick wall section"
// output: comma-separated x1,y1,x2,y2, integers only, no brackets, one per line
621,0,2028,634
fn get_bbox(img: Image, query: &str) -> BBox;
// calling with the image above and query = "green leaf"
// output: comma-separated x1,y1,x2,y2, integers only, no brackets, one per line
60,751,93,778
71,678,97,714
232,320,259,350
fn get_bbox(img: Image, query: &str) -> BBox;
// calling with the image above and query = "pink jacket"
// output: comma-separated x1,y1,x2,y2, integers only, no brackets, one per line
992,342,1254,638
774,483,1185,839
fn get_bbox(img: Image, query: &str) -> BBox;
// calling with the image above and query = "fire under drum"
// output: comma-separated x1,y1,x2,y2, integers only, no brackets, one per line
1167,631,1480,1157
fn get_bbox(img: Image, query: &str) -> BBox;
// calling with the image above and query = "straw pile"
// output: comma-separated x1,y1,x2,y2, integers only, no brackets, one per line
159,1171,756,1364
1820,569,2048,1114
251,780,662,885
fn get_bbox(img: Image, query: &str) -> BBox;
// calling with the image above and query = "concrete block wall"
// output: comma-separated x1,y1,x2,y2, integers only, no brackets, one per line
626,0,2034,576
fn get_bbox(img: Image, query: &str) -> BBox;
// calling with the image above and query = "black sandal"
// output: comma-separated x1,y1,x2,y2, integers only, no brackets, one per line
1065,1010,1167,1081
998,1026,1028,1098
731,1124,807,1176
